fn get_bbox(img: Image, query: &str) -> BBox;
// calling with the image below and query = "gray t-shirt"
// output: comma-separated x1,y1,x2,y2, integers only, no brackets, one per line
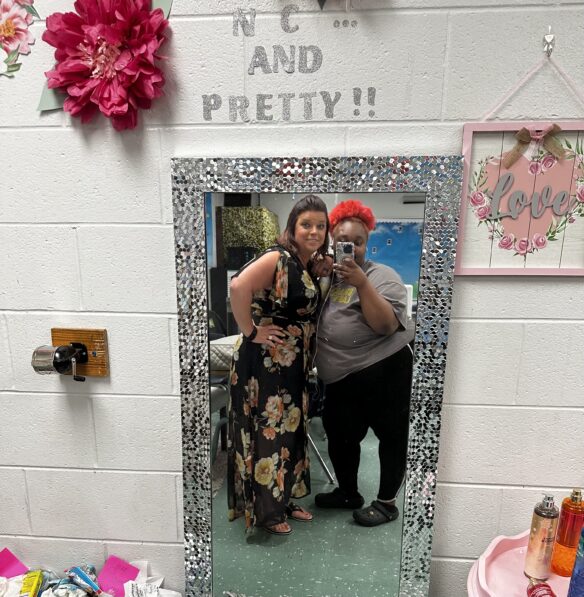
315,261,413,385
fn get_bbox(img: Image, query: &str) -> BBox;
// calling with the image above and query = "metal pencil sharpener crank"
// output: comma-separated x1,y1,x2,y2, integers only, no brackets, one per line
32,343,89,382
31,328,109,383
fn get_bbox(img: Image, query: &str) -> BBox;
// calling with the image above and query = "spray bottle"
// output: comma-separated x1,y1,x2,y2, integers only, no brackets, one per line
551,488,584,576
567,526,584,597
524,494,559,581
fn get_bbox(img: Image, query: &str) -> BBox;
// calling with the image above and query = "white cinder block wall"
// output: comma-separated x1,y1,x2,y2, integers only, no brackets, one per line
1,1,584,595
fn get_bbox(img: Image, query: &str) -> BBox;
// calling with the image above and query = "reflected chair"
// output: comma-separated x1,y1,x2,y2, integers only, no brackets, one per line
308,433,335,484
209,335,236,464
307,372,335,484
210,375,229,463
209,310,228,341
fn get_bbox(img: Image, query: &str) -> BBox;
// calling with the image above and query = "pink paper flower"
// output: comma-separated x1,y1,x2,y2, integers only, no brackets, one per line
528,161,542,176
515,237,532,255
532,233,547,250
42,0,168,131
498,233,515,250
576,186,584,203
0,0,34,55
475,205,491,220
469,191,486,207
541,154,557,170
16,0,34,5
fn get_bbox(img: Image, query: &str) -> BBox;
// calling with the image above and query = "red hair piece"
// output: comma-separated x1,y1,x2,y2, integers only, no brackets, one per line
329,199,376,231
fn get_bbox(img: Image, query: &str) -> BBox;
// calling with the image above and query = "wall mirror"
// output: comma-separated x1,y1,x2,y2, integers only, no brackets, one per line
171,156,463,597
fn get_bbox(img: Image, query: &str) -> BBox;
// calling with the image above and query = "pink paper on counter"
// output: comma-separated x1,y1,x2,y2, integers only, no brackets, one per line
0,548,28,578
97,556,140,597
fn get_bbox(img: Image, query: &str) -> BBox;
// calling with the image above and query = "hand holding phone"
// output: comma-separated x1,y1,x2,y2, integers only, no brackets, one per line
334,241,355,283
333,241,368,288
335,241,355,264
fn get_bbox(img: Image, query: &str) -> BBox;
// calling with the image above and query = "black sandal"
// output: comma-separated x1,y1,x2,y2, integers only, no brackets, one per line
353,500,399,527
263,522,293,535
285,502,313,522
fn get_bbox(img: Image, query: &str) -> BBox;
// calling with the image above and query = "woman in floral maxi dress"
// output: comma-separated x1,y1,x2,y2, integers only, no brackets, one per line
227,195,331,535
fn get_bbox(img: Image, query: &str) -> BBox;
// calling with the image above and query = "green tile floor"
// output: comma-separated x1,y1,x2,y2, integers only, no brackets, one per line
211,418,404,597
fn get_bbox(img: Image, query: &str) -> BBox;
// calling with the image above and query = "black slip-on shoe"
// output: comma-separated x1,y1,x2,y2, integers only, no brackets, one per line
352,500,399,526
314,487,365,509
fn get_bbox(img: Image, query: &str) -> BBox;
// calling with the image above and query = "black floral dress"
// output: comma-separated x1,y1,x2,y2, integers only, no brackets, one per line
227,245,320,529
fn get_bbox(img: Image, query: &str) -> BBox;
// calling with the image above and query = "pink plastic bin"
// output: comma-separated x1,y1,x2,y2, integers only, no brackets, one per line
467,530,571,597
467,561,488,597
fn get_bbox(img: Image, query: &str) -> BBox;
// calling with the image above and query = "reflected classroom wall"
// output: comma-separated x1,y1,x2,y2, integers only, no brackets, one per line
1,1,584,596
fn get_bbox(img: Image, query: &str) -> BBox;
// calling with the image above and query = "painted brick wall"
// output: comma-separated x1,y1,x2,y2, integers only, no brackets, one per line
1,1,583,595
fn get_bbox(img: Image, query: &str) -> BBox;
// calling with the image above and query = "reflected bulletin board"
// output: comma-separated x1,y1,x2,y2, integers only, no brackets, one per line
456,121,584,275
367,219,424,299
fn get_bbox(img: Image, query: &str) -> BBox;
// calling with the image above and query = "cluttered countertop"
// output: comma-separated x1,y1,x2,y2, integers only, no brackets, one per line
0,550,178,597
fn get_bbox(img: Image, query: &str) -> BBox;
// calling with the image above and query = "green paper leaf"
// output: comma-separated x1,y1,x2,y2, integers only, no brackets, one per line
24,4,40,19
6,62,21,73
151,0,173,17
4,48,19,64
37,82,66,112
0,72,14,78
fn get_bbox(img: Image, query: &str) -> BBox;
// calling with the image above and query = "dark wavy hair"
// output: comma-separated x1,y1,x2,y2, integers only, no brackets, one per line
277,194,330,258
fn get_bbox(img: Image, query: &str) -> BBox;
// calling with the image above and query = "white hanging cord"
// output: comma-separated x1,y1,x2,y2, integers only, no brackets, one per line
480,26,584,121
481,57,546,122
549,55,584,109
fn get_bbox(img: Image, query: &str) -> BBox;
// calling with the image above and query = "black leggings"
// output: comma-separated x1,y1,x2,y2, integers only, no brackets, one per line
322,345,413,501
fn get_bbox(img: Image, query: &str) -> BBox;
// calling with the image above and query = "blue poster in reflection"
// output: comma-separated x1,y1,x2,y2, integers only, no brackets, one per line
366,220,423,299
205,192,214,267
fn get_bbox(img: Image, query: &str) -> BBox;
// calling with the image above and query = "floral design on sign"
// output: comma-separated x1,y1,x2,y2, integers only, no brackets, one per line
469,138,584,256
42,0,169,131
0,0,38,78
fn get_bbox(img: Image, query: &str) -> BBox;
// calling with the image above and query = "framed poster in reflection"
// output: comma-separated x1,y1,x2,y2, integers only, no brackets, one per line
368,219,424,300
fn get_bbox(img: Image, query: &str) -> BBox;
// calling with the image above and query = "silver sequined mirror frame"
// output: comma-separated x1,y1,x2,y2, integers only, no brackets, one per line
171,156,463,597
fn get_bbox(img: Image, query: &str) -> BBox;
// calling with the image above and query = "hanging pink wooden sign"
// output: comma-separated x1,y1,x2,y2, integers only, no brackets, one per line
456,121,584,275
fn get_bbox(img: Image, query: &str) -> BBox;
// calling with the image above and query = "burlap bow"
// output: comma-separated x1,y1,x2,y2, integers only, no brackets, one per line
502,124,566,169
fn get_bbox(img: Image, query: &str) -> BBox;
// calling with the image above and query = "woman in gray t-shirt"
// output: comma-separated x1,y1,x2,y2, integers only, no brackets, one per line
315,199,414,527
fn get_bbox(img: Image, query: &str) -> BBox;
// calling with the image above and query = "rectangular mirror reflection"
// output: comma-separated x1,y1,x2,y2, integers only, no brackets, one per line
205,191,426,597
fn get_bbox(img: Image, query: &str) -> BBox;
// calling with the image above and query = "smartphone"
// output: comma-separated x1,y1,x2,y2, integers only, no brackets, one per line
335,241,355,264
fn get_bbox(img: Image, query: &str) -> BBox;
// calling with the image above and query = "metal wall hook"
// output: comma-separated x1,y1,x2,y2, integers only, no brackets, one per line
543,26,555,58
